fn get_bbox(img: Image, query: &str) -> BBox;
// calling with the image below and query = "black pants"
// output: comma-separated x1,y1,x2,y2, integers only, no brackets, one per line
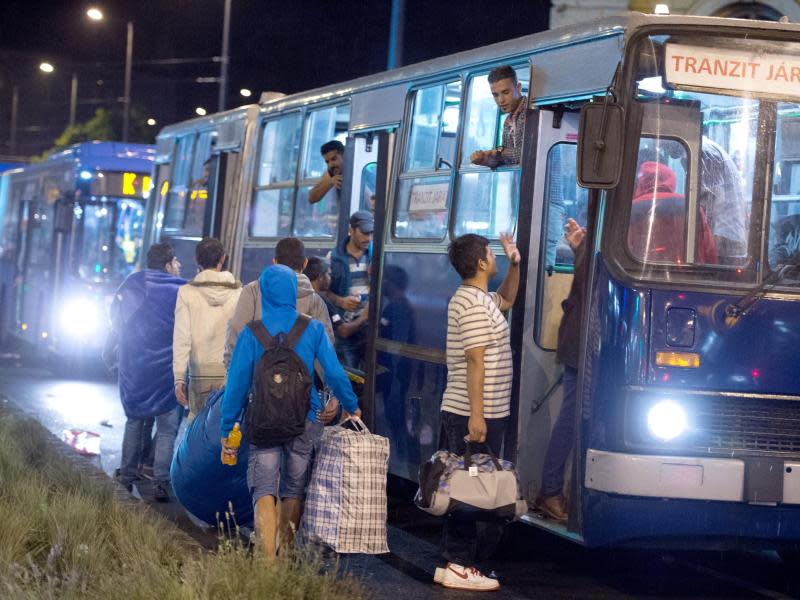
439,411,508,566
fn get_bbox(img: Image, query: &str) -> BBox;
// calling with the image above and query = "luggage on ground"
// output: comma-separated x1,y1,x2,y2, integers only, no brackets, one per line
300,417,389,554
415,441,527,519
170,388,253,528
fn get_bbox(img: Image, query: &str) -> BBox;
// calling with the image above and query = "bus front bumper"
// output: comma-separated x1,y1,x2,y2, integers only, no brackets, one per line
586,449,800,504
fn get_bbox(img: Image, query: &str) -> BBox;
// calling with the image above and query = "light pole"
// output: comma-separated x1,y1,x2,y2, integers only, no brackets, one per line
218,0,231,112
87,8,134,141
69,72,78,127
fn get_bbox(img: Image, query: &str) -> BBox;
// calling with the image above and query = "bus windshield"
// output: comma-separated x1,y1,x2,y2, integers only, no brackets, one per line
615,33,800,287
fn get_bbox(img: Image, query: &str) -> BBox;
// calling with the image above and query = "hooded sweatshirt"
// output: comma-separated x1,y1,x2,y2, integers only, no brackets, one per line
220,264,358,438
173,269,242,385
224,272,333,367
111,268,186,419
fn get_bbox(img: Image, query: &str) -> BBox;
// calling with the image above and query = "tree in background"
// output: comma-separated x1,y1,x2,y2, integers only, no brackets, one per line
35,107,154,161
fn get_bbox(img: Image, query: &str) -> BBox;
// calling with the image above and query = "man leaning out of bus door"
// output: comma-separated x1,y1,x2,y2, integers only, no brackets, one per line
469,65,526,169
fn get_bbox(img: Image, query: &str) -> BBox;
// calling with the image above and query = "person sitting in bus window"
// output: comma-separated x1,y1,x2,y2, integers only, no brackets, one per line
469,65,527,169
325,211,373,370
434,232,520,592
628,161,718,264
110,242,185,503
698,137,749,265
308,140,344,204
172,238,242,421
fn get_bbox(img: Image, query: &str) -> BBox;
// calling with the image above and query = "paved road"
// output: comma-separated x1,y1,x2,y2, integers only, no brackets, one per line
2,347,799,599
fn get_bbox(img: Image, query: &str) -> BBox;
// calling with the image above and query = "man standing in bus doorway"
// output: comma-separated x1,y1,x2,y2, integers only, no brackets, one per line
325,210,373,370
308,140,344,204
173,237,241,420
434,233,521,592
470,65,527,168
110,243,186,502
536,218,586,522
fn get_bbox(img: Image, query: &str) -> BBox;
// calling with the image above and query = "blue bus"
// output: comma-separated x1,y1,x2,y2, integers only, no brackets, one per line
0,142,154,361
146,13,800,554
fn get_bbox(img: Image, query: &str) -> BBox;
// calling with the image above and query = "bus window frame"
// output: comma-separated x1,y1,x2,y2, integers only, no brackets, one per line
162,132,198,232
392,76,465,243
248,101,351,242
293,101,351,240
604,27,787,292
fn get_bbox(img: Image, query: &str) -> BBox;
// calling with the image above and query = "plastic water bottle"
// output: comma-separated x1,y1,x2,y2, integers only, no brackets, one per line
222,422,241,466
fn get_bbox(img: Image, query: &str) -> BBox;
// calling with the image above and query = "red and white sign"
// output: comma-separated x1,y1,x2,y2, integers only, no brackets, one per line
665,43,800,100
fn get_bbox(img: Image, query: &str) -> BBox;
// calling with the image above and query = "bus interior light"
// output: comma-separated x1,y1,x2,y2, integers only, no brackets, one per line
647,400,687,441
656,351,700,368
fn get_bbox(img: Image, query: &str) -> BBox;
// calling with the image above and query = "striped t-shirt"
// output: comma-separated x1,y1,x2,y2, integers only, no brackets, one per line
441,285,512,418
344,253,370,322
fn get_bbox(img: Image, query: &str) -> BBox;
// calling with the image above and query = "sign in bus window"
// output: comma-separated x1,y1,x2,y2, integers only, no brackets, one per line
394,176,450,239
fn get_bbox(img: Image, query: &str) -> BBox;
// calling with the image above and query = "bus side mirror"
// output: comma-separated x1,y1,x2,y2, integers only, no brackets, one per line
577,101,625,189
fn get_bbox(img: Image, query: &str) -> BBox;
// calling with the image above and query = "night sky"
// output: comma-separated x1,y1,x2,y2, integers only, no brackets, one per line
0,0,550,157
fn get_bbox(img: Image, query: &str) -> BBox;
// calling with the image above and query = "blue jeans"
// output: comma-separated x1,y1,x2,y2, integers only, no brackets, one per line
540,366,578,498
439,411,508,566
120,406,183,485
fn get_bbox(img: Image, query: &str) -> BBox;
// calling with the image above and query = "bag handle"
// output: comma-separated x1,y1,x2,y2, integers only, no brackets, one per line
248,320,276,351
462,440,503,471
283,314,311,349
337,415,370,434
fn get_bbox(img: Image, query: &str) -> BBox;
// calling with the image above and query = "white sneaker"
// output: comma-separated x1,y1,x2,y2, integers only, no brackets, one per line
433,567,445,584
440,563,499,591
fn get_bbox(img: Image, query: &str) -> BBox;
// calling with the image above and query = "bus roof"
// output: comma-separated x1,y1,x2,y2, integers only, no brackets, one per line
256,12,800,112
45,141,154,173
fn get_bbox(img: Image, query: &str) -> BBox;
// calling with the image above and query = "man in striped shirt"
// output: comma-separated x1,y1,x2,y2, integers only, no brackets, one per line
435,232,521,592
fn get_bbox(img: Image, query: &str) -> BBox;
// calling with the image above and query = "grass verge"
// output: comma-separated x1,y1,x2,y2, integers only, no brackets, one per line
0,411,365,599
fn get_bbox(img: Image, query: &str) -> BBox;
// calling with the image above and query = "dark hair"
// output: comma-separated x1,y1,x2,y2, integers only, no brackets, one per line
146,242,175,271
488,65,518,86
304,256,329,282
275,237,306,272
320,140,344,156
448,234,490,280
195,237,225,270
383,264,408,291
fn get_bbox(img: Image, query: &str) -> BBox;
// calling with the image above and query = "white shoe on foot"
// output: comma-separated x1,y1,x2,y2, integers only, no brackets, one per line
433,567,445,584
440,563,499,591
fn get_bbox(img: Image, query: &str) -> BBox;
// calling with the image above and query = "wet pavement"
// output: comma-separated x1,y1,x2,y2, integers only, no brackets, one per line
2,345,800,599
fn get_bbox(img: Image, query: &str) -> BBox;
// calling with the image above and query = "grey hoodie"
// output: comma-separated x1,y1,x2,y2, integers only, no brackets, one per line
223,272,334,367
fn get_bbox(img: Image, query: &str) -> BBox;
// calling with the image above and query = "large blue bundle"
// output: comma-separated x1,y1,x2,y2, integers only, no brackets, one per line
170,388,253,528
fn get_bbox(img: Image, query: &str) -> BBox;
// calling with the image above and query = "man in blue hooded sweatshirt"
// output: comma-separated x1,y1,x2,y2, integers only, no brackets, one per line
111,242,186,501
221,264,360,561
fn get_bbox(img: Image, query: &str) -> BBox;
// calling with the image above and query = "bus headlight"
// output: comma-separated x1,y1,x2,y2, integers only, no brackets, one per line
60,298,103,338
647,400,687,441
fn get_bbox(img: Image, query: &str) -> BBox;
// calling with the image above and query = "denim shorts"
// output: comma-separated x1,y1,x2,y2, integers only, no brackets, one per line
247,419,323,503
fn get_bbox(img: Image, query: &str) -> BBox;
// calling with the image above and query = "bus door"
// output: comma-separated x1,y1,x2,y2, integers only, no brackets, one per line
514,108,586,518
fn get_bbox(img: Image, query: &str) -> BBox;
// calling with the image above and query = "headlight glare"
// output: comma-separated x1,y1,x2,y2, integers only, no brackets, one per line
647,400,687,441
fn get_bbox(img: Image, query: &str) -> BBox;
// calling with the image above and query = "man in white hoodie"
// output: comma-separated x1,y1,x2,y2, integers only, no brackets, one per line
173,238,242,419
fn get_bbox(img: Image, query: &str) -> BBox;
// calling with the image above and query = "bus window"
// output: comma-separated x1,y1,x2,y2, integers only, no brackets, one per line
76,203,114,282
163,134,196,229
453,67,528,238
536,143,588,350
250,113,302,238
360,162,377,211
395,81,462,239
182,131,216,235
294,104,350,238
769,103,800,273
115,200,145,280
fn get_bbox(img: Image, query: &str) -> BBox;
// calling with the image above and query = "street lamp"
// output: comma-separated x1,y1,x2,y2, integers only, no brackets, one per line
39,62,55,73
239,88,252,98
195,107,207,116
87,7,134,142
146,118,157,126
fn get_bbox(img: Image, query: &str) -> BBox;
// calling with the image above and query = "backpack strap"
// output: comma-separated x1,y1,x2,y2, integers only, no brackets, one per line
247,320,276,351
283,314,311,349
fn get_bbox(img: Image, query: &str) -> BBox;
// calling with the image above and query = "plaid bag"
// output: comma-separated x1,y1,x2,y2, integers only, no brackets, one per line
300,417,389,554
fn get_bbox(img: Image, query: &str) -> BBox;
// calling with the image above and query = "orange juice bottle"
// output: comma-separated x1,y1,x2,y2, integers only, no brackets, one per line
222,422,242,466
